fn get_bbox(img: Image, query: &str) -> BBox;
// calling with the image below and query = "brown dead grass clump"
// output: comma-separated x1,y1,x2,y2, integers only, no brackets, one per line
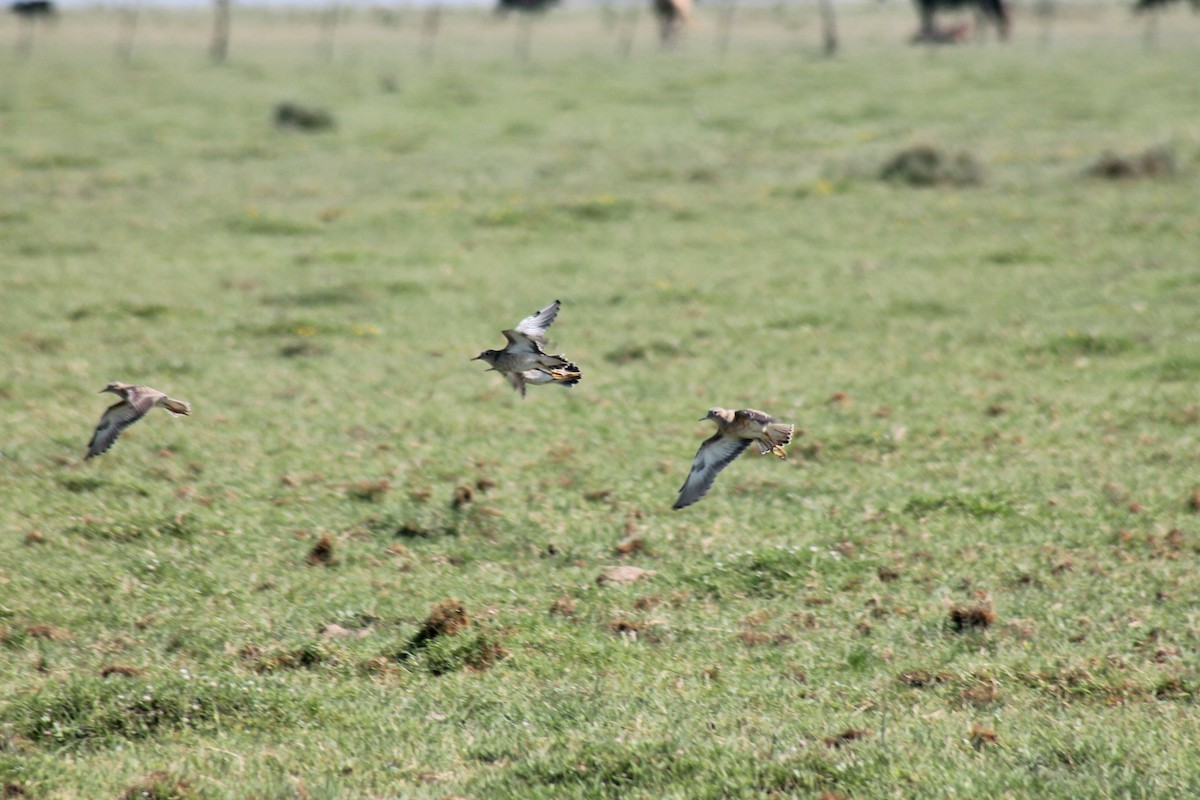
100,664,143,678
451,485,475,510
1154,676,1194,701
421,599,472,638
740,610,771,627
1051,559,1074,575
358,655,398,679
960,681,1000,707
549,596,577,616
399,599,473,658
596,565,657,585
3,783,27,798
824,728,871,748
1164,528,1186,551
307,533,336,566
120,771,196,800
877,565,901,582
249,644,326,673
462,637,509,673
1188,487,1200,512
346,479,391,502
633,594,663,611
614,537,645,557
737,630,772,647
608,619,641,635
949,603,996,632
897,669,950,688
969,723,999,749
26,624,71,641
607,619,662,642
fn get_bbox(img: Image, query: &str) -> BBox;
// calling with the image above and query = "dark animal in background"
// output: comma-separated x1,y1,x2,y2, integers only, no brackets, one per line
274,102,335,132
10,0,55,17
11,0,55,60
911,0,1010,43
1133,0,1198,10
495,0,559,14
652,0,692,44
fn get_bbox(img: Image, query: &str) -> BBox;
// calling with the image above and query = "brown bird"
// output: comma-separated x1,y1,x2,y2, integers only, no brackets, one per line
472,300,582,398
86,382,191,460
673,407,795,510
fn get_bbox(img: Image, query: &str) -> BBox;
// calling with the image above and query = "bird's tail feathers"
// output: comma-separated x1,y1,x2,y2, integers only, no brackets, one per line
162,398,191,416
551,362,582,388
756,423,794,456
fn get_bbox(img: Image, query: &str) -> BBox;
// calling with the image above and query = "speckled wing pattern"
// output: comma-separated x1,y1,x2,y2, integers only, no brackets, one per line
86,391,159,459
735,408,776,426
501,300,560,355
673,433,753,510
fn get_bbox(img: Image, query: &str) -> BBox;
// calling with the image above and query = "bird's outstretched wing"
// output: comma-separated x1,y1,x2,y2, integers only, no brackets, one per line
673,434,752,510
502,300,560,354
86,400,150,459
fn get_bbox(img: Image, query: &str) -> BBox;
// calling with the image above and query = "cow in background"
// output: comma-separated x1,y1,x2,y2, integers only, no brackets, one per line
11,0,56,60
653,0,692,45
911,0,1010,43
10,0,55,17
495,0,559,13
1133,0,1198,11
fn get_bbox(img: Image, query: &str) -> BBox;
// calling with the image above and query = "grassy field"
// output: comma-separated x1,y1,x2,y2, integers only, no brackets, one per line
1,4,1200,797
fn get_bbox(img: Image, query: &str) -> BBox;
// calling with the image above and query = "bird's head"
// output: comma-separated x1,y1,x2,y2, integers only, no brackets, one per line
100,382,129,396
703,407,733,423
472,350,499,367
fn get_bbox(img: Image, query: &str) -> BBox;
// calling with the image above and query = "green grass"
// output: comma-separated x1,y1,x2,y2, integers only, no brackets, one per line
2,5,1200,797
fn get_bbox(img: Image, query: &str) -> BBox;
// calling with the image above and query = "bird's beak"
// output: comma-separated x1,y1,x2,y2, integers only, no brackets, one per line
99,388,109,394
470,355,481,361
698,416,707,421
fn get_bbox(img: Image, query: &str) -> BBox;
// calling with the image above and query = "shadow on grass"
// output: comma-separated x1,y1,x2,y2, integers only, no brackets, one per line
903,491,1013,518
64,513,202,541
604,340,690,365
262,283,373,308
5,674,310,749
476,740,854,798
685,547,814,599
1136,355,1200,383
1029,332,1143,359
68,302,172,322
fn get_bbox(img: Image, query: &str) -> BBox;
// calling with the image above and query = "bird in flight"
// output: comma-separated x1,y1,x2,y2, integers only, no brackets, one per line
86,382,191,460
673,407,795,510
472,300,582,398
